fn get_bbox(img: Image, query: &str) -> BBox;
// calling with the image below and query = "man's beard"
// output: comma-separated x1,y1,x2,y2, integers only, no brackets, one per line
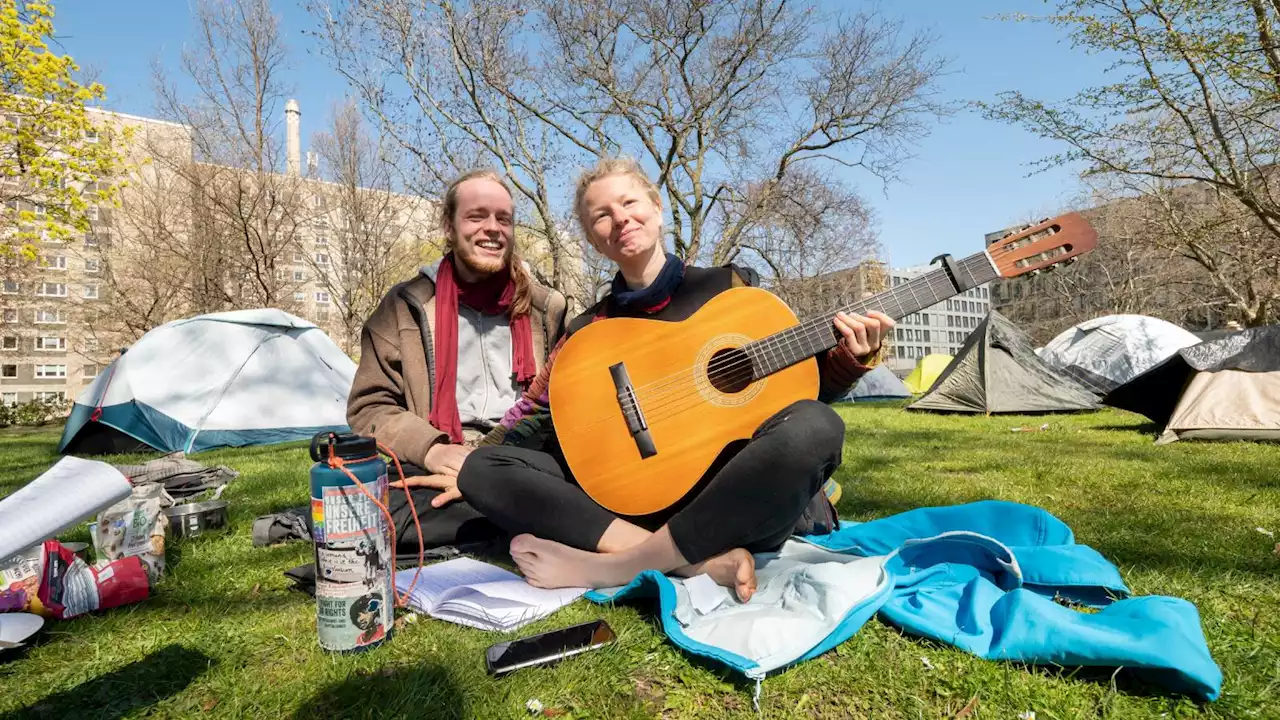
455,243,509,277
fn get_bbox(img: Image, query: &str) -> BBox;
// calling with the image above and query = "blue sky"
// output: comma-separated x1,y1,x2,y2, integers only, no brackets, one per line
51,0,1110,269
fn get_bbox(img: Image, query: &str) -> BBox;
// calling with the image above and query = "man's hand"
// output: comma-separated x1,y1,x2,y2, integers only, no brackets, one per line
833,310,895,359
394,442,474,508
423,442,472,477
389,473,462,508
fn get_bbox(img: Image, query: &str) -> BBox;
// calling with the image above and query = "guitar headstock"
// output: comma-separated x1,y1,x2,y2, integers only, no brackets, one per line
986,212,1097,278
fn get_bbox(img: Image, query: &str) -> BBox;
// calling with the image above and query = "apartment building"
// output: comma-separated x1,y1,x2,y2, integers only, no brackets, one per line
884,264,991,377
0,100,436,405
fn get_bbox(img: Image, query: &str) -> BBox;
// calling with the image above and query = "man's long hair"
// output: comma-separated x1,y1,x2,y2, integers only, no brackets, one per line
440,169,533,318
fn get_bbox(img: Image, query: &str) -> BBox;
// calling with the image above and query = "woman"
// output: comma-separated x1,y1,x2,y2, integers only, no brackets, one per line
457,158,892,601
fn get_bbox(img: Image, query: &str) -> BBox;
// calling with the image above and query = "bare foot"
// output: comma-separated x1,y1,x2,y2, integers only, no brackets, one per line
509,534,636,590
676,548,757,602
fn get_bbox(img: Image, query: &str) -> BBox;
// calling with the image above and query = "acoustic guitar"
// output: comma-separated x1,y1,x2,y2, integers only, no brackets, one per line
549,213,1097,515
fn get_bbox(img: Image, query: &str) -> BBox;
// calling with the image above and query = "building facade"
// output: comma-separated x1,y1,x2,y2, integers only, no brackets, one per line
0,101,436,405
884,264,991,377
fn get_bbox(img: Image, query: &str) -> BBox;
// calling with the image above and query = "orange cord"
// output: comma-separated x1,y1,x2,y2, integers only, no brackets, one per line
324,442,427,609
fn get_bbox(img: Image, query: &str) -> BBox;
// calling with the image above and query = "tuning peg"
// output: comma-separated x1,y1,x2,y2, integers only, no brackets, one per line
1030,269,1042,277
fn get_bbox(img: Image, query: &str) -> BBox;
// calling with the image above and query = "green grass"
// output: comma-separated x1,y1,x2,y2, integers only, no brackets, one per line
0,407,1278,718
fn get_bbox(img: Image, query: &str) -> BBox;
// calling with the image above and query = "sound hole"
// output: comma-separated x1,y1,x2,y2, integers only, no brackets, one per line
707,347,753,394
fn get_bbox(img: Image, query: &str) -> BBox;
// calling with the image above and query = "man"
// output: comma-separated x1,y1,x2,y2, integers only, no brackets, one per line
347,169,568,553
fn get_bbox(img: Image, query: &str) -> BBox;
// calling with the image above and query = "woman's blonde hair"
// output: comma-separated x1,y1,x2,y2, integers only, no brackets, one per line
573,156,662,237
440,169,532,317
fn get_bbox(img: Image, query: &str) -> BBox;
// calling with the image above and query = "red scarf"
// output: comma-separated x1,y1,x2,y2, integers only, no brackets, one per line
430,253,536,443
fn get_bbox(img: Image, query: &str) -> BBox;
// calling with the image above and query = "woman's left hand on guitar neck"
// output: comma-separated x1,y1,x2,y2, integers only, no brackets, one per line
832,310,895,367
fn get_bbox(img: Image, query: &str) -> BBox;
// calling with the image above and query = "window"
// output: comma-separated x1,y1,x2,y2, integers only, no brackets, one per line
1,392,15,405
293,291,307,302
85,259,99,273
315,291,330,304
34,391,65,402
35,309,64,324
37,282,66,297
914,329,923,341
314,252,329,265
1,336,15,350
316,310,330,323
84,234,100,247
34,336,65,351
947,316,954,327
921,313,929,325
1,364,15,377
315,236,328,247
83,336,99,351
895,328,904,342
293,270,305,282
87,206,100,221
83,363,99,379
34,364,66,378
2,280,17,294
3,308,15,323
982,287,988,298
85,129,98,143
42,255,67,270
923,330,930,342
33,203,45,220
925,346,932,355
83,284,99,299
293,252,305,263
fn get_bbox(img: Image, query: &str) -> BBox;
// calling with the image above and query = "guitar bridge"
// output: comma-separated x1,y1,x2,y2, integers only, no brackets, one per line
609,362,657,459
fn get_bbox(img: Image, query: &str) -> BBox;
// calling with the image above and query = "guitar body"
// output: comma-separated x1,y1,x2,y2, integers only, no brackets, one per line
549,287,819,516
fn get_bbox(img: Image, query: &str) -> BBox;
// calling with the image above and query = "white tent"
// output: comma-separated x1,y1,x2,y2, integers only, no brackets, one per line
1039,315,1200,394
59,309,356,454
838,365,911,402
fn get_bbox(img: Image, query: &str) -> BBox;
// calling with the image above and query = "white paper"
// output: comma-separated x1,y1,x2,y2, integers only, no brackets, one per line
393,558,584,632
0,456,133,559
683,573,730,615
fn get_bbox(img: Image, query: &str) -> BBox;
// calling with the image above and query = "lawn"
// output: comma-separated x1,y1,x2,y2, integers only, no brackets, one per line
0,407,1277,719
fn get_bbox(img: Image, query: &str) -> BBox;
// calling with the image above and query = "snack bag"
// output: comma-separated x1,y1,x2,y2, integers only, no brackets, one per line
36,540,150,620
0,546,42,613
95,484,169,583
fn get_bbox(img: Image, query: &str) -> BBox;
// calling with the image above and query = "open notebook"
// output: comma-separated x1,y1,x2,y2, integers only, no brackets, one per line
393,558,585,632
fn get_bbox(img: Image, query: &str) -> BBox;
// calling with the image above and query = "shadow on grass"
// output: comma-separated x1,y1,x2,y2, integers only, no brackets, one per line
293,663,465,719
5,644,213,719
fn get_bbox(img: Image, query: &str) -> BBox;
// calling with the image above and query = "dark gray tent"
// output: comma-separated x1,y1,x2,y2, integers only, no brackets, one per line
908,310,1100,414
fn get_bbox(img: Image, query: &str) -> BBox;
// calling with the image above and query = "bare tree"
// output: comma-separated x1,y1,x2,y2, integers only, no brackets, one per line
304,102,432,354
152,0,309,311
307,0,948,296
306,0,585,306
984,0,1280,326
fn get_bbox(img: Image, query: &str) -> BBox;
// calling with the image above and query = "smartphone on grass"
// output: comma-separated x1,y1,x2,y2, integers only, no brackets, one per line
484,620,616,675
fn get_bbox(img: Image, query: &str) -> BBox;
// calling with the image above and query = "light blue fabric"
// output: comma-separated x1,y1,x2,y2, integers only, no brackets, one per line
588,500,1221,701
804,500,1222,701
586,543,893,679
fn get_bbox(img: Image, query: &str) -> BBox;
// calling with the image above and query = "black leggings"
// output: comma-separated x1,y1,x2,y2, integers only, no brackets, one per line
456,399,845,565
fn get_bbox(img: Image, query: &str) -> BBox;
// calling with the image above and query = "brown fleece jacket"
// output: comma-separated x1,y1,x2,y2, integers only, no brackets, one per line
346,271,568,466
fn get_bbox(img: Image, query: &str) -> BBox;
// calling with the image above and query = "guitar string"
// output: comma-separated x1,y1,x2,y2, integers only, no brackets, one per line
569,254,995,435
629,254,991,410
620,252,990,406
563,254,996,435
622,258,992,428
620,244,1014,400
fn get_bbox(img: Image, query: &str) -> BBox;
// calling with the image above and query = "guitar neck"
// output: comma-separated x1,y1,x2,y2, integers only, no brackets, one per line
745,251,1000,379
